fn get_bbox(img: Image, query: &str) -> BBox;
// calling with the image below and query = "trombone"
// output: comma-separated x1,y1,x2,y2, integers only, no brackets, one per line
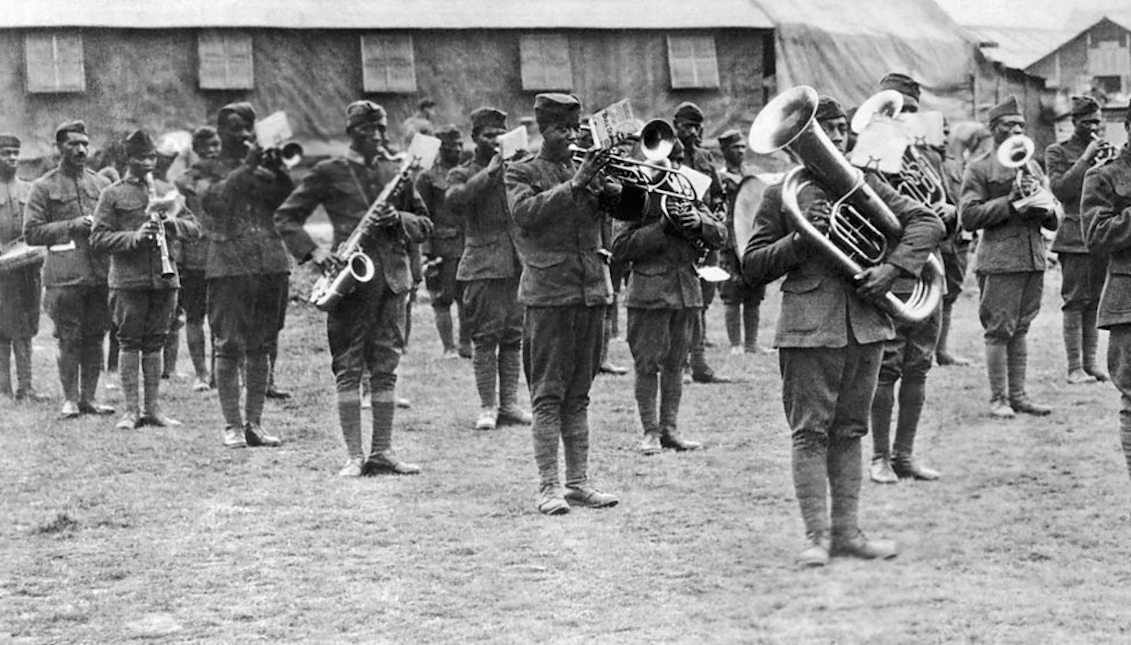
570,119,697,203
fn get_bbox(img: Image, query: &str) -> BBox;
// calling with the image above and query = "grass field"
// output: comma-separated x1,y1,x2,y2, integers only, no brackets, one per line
3,265,1131,644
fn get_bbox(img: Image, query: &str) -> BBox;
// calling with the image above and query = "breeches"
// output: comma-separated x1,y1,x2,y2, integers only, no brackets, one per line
627,307,695,375
977,271,1043,343
178,268,208,325
208,273,288,358
523,304,604,424
779,336,883,451
462,277,523,348
110,288,178,353
327,279,405,393
45,285,110,343
941,243,970,303
426,257,462,307
719,277,765,306
878,302,942,385
1059,252,1106,311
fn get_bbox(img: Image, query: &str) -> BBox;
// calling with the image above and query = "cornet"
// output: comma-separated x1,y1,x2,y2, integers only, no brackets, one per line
570,119,697,204
997,134,1058,213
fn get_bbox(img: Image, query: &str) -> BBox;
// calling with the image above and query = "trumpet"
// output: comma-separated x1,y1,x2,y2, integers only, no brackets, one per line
264,141,304,169
569,119,697,204
997,134,1059,214
144,172,178,279
1090,132,1117,167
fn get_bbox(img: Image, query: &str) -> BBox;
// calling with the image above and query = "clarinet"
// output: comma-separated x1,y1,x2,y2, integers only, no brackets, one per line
145,172,176,279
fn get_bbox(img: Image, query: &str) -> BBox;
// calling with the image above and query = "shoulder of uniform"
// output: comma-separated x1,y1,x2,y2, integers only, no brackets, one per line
969,150,992,165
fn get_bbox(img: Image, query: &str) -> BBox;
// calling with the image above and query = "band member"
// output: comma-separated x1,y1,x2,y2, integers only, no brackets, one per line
153,136,185,381
505,93,642,514
743,96,943,567
275,100,431,477
90,130,200,428
934,117,973,367
24,120,116,418
716,129,767,355
612,134,727,455
1081,99,1131,480
0,134,45,401
202,102,288,448
173,126,222,392
959,97,1060,418
868,73,949,483
416,124,470,360
448,107,531,431
673,102,729,383
1047,95,1111,385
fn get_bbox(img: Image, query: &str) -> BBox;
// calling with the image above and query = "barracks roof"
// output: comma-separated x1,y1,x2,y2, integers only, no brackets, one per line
0,0,775,30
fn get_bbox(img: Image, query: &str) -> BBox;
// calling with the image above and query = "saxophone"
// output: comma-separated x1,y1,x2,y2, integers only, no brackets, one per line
308,147,430,312
144,172,178,279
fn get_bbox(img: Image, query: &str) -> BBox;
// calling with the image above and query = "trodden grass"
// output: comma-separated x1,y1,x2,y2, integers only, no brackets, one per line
3,265,1131,643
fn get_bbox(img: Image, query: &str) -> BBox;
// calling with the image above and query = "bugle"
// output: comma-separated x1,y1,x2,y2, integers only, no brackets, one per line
748,85,944,324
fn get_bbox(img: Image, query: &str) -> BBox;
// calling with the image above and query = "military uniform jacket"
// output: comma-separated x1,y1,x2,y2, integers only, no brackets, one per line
202,155,293,279
447,156,520,281
611,190,727,309
23,166,111,287
0,177,38,338
505,149,641,307
0,177,30,247
89,175,201,290
274,149,432,296
1081,145,1131,328
959,150,1060,274
415,161,464,260
742,176,943,349
718,163,753,274
173,160,222,271
1046,134,1092,253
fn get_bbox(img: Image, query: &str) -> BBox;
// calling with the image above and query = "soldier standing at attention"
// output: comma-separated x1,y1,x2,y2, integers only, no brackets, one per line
505,93,643,514
0,133,46,401
447,107,531,431
1046,95,1111,385
24,121,116,418
959,97,1060,418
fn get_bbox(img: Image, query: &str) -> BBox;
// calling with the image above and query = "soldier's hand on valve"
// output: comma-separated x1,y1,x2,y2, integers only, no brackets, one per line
854,263,899,303
668,199,702,236
308,246,334,271
572,147,608,192
801,198,833,236
134,219,160,245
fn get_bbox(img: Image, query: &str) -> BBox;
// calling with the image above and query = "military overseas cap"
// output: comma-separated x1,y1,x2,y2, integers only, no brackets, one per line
717,129,745,148
124,130,157,158
55,120,87,142
533,93,581,128
435,124,462,143
879,73,921,101
987,96,1021,125
217,102,256,127
674,101,705,124
346,100,388,130
1070,95,1100,117
815,96,847,122
0,134,21,149
470,107,507,133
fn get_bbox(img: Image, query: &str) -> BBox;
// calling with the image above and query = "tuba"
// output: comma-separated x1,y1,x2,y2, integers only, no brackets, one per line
851,90,948,210
748,86,944,324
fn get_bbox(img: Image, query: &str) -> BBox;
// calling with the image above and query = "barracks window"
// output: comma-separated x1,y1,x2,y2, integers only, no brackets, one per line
361,35,418,93
667,36,720,90
519,34,573,92
24,31,85,93
198,30,255,90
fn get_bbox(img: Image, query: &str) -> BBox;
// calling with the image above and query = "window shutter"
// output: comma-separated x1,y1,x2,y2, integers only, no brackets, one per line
199,30,254,90
1088,40,1130,76
25,32,85,93
361,35,418,93
519,35,572,91
667,36,719,90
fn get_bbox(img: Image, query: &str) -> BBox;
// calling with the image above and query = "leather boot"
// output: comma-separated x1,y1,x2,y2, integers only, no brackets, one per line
1082,307,1109,382
1063,310,1094,384
264,347,291,399
1008,334,1051,416
115,349,141,430
244,352,270,429
724,303,742,353
634,370,659,444
141,351,180,427
936,301,970,366
472,339,498,412
434,305,455,354
985,343,1014,418
10,338,45,402
532,412,562,499
363,395,418,475
743,304,763,354
79,338,114,414
57,340,81,417
0,339,12,397
792,443,830,568
497,345,532,425
829,437,897,560
214,355,244,431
